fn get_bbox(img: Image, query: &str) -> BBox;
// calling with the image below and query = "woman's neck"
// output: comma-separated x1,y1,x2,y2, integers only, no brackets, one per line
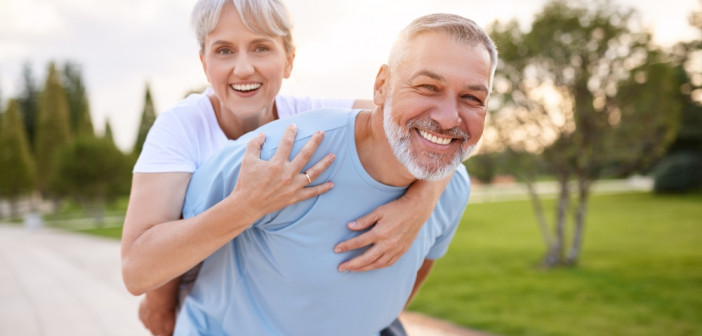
209,95,279,140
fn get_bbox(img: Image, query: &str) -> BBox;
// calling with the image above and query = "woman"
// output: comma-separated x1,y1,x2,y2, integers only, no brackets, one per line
120,0,452,335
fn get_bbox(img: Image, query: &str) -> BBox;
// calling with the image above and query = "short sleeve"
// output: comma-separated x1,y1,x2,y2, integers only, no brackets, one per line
133,111,197,173
425,167,471,260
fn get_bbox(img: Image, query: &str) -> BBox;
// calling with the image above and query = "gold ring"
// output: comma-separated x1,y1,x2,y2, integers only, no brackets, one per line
304,172,312,184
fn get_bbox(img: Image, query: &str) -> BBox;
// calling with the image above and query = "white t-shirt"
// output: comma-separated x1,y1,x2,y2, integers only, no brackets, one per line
133,90,355,173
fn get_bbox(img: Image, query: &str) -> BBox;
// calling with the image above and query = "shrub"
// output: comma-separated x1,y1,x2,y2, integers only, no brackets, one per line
653,152,702,193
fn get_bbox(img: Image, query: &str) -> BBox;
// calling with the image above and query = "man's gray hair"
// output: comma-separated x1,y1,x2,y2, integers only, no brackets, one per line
388,13,498,91
191,0,295,54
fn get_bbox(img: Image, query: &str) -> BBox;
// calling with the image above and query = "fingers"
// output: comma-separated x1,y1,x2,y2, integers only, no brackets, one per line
244,132,266,160
271,124,299,162
302,153,335,185
291,130,325,169
334,229,374,254
337,244,400,272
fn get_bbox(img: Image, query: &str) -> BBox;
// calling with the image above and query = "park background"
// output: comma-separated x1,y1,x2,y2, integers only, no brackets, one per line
1,0,701,335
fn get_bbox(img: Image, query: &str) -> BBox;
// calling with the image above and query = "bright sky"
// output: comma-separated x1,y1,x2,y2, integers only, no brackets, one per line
0,0,699,151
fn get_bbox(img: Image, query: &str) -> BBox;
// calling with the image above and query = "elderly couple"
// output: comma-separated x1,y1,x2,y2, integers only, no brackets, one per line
121,0,497,335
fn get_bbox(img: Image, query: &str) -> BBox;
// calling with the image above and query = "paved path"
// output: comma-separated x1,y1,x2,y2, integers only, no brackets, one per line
0,224,487,336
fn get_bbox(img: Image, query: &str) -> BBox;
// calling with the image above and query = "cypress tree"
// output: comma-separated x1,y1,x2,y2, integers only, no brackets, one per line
35,62,72,194
133,83,157,156
0,99,36,217
18,62,40,152
63,62,94,138
104,118,116,148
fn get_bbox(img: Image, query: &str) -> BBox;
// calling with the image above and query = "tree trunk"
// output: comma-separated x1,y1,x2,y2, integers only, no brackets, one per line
524,179,554,250
568,173,590,265
544,173,570,267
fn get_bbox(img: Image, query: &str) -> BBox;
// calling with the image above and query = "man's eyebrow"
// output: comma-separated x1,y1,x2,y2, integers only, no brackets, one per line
412,70,489,93
467,84,489,93
412,70,445,82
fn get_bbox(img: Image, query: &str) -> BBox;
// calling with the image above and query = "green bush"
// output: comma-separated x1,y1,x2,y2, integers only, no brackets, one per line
653,152,702,193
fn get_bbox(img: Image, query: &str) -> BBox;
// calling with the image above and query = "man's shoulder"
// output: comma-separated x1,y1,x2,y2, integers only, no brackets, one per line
257,108,358,154
438,165,472,214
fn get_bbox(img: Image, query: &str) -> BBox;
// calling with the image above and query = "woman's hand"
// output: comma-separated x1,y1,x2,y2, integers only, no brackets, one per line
334,176,453,272
232,124,336,215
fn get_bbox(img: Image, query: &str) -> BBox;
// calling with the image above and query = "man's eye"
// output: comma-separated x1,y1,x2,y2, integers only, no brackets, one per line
216,48,233,55
463,94,484,105
254,46,270,53
419,84,437,91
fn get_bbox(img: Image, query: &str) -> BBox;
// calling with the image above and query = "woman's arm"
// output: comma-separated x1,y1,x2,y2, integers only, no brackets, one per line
334,174,453,272
121,126,334,295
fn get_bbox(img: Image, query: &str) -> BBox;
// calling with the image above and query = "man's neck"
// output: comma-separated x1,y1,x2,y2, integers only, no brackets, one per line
354,109,417,187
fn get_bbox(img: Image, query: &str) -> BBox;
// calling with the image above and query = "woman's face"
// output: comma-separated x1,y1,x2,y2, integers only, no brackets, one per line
200,4,293,119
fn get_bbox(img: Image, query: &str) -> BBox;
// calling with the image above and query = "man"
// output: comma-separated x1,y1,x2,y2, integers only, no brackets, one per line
174,13,498,336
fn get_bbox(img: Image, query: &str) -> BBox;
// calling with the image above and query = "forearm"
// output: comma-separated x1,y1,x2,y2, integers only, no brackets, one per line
403,174,453,215
405,259,434,309
144,277,180,311
122,192,263,295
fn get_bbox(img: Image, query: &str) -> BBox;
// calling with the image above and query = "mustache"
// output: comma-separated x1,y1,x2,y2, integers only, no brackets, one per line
406,119,470,141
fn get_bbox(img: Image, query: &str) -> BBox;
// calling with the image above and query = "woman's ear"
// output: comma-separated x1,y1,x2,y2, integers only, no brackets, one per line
373,64,390,105
284,51,296,79
199,52,211,83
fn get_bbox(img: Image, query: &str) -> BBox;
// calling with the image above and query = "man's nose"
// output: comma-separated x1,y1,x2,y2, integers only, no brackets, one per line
429,99,461,130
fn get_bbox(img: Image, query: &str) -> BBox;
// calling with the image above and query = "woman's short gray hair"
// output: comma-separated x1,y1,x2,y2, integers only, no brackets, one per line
191,0,295,54
388,13,498,91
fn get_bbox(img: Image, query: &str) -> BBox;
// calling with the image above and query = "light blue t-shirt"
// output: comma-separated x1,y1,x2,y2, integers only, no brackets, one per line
174,109,471,336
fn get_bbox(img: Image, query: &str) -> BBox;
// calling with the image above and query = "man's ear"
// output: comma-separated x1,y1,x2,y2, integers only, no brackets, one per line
373,64,390,105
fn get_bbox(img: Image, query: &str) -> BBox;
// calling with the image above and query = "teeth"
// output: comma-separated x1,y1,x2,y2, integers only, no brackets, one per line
419,130,452,145
231,83,261,91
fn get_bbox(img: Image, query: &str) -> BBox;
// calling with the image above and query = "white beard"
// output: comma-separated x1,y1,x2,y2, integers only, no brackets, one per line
382,94,474,181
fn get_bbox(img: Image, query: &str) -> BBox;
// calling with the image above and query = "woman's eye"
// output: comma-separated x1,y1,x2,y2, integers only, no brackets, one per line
254,46,270,53
419,84,437,91
216,48,233,55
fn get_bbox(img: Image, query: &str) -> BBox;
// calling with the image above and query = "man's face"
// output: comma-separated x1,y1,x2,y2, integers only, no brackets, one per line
379,32,492,180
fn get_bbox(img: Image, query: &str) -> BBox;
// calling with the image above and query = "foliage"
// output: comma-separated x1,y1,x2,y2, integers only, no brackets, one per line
463,153,498,183
133,83,157,156
18,62,40,152
486,0,682,267
63,62,94,137
0,99,36,208
653,152,702,193
410,192,702,336
49,136,131,226
35,62,72,194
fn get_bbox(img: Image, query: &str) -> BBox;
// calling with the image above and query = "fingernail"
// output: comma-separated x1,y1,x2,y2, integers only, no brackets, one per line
338,267,346,272
348,221,358,229
289,123,297,130
334,247,342,253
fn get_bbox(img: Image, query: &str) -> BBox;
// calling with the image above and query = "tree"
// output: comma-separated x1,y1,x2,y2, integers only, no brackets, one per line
133,83,157,156
63,62,94,138
18,62,40,152
103,118,116,148
35,62,72,195
0,100,36,217
49,136,131,226
487,0,682,267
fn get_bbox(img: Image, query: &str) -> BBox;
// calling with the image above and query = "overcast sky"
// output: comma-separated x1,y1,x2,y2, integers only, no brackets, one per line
1,0,699,151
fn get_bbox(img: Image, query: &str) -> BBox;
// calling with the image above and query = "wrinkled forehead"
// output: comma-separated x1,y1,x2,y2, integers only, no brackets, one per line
398,32,492,86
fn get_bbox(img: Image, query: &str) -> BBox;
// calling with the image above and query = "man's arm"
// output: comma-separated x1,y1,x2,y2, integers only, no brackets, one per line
405,259,435,309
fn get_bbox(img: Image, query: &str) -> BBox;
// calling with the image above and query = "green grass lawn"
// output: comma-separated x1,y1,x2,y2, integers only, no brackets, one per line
409,192,702,336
